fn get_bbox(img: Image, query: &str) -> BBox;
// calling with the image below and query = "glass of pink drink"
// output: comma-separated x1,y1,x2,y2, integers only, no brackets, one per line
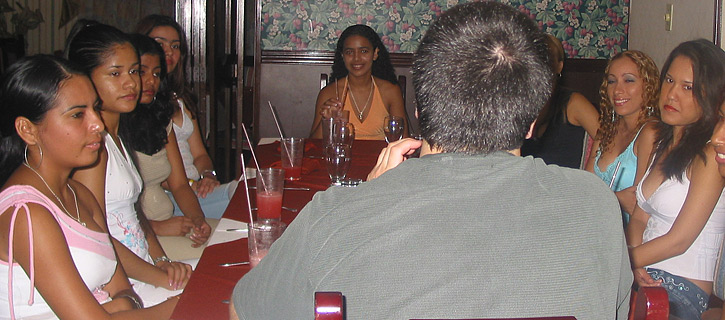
281,137,305,180
248,220,286,268
256,168,285,221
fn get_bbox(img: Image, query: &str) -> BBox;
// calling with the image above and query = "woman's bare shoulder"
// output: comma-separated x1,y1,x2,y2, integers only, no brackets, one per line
374,77,400,90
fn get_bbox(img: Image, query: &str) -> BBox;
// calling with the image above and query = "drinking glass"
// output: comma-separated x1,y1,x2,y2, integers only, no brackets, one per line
281,137,304,180
325,143,352,186
321,117,335,147
248,220,286,268
255,168,285,221
332,120,355,146
384,115,404,143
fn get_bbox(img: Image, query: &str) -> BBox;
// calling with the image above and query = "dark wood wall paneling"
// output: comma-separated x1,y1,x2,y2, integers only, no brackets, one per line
256,50,606,140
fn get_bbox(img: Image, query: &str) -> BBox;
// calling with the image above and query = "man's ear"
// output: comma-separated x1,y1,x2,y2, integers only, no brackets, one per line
15,117,39,145
525,120,536,140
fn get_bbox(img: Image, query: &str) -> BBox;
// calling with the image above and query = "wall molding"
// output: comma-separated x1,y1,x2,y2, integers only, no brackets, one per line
261,50,413,67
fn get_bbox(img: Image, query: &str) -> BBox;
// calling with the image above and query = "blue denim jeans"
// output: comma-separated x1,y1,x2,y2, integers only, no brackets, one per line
168,181,236,219
646,268,708,319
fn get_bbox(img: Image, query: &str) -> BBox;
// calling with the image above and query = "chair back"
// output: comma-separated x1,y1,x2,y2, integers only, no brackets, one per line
315,291,344,320
628,286,669,320
411,317,576,320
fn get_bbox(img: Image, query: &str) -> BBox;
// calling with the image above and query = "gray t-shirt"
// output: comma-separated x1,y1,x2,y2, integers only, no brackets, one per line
233,152,632,319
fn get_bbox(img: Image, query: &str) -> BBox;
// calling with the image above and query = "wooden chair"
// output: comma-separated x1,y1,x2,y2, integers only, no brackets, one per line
313,291,578,320
410,318,576,320
628,286,669,320
315,291,344,320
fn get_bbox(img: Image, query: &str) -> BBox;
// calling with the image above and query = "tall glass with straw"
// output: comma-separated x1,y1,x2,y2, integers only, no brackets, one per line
241,125,286,268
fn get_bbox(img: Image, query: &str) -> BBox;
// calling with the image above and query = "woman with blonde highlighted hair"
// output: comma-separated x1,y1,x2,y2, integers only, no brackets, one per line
586,50,660,226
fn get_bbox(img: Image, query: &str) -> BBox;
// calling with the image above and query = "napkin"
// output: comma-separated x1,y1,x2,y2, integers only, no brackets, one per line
269,158,322,174
207,218,248,247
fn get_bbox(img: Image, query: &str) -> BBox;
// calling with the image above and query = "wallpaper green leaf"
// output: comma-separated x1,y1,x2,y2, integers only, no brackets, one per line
261,0,629,59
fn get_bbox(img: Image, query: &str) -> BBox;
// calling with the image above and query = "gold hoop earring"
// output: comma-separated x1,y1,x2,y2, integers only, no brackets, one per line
24,144,43,169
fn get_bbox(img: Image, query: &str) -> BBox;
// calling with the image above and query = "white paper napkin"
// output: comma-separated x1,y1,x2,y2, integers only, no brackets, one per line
207,218,248,247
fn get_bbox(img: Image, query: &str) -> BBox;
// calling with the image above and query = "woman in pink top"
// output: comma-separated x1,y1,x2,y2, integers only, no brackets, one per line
0,55,176,318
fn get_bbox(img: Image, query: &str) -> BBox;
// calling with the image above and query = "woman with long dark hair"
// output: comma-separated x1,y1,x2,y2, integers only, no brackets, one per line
121,33,215,260
137,14,236,219
66,20,195,307
310,24,407,140
627,39,725,318
0,55,176,319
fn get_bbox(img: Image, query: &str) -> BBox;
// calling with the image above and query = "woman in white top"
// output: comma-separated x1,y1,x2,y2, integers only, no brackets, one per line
137,14,236,219
66,20,195,307
627,39,725,319
0,55,176,319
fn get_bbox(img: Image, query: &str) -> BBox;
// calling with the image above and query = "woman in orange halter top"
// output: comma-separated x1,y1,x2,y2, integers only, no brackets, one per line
310,25,408,140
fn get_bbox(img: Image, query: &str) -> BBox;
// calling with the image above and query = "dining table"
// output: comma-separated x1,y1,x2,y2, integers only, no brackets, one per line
170,138,387,320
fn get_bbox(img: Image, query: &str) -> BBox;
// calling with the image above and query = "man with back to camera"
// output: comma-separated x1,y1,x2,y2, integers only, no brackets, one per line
230,2,632,319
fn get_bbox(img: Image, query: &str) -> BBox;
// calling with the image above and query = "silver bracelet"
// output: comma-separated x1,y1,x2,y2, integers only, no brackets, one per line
153,255,172,265
115,293,143,309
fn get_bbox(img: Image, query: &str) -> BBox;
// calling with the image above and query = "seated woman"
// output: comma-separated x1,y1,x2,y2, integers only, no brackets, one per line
627,39,725,319
522,34,599,169
0,55,176,319
706,93,725,320
137,14,237,219
585,50,660,225
121,34,217,260
66,20,196,306
310,24,408,140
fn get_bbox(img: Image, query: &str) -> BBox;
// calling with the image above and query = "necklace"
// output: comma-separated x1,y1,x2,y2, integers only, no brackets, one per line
347,76,374,121
23,163,85,227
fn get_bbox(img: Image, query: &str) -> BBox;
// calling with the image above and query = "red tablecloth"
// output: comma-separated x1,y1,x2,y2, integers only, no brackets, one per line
170,139,386,320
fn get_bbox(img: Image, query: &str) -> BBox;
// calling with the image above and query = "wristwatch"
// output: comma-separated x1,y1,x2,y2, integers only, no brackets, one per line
201,169,217,180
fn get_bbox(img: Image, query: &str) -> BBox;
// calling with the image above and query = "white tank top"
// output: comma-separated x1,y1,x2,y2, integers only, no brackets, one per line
637,163,725,281
172,99,199,180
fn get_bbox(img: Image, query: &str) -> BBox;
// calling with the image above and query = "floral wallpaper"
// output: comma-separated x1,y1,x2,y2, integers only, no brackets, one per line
261,0,629,59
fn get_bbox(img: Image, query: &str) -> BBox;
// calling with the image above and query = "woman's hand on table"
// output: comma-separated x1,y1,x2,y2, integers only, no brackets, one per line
633,267,662,287
193,177,220,198
367,138,423,181
189,219,211,247
156,260,193,290
150,217,195,237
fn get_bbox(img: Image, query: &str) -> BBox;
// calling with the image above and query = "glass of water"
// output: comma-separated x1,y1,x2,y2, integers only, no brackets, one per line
384,115,404,143
325,143,352,186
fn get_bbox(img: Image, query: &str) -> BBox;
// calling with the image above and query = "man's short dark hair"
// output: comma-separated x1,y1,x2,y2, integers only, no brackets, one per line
413,1,553,154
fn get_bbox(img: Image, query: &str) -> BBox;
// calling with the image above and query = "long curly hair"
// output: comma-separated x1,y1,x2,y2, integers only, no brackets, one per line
330,25,397,85
595,50,660,153
119,34,173,156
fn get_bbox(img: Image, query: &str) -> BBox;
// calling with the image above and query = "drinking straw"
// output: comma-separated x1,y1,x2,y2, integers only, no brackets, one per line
609,161,622,189
241,123,268,192
268,101,293,165
339,82,348,116
240,154,255,226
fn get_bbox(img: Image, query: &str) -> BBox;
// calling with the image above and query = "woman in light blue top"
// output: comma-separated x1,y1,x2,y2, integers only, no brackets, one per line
585,50,660,226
